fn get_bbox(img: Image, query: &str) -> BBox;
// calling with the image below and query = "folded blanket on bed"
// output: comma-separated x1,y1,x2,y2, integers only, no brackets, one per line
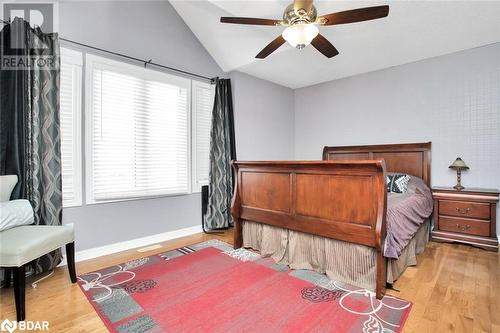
384,175,433,259
0,199,34,232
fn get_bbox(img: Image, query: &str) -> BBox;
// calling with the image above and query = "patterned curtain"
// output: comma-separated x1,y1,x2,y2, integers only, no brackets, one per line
0,18,62,278
204,78,236,230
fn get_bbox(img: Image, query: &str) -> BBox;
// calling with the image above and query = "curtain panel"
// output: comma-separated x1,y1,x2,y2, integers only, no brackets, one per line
0,18,63,279
204,78,236,230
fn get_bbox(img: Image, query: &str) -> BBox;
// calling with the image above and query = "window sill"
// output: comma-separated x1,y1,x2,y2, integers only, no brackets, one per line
63,202,83,209
84,191,199,206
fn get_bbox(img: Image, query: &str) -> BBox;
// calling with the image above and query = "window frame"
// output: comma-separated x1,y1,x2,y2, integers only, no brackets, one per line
190,80,215,193
84,53,194,205
60,47,83,208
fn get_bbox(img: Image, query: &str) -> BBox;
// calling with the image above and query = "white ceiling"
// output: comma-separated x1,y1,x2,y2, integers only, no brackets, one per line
170,1,500,89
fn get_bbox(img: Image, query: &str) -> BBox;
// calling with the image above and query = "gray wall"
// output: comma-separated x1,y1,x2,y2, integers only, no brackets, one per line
294,43,500,234
59,0,222,79
231,71,295,160
60,1,295,250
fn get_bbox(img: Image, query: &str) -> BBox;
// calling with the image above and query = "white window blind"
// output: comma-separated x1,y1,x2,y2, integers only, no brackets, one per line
60,48,82,207
86,54,191,203
192,81,215,191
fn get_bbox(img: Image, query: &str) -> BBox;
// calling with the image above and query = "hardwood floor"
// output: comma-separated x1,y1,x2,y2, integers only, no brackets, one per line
0,230,498,333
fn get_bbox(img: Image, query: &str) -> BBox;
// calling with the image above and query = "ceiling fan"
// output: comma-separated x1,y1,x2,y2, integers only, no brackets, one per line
220,0,389,59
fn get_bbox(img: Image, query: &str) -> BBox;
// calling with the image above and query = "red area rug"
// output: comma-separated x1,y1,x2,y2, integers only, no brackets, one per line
78,240,411,333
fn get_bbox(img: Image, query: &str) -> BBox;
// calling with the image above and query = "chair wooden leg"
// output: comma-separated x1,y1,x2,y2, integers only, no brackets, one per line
13,265,25,321
3,267,12,288
65,242,77,283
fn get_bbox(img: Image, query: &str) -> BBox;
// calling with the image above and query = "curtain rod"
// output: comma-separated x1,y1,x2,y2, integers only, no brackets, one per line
1,18,217,84
60,38,217,84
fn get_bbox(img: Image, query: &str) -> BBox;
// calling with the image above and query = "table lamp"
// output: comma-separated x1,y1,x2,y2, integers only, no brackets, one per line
449,157,469,191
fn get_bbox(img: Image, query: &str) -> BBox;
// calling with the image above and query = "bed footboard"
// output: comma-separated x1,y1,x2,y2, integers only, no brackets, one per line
230,160,387,299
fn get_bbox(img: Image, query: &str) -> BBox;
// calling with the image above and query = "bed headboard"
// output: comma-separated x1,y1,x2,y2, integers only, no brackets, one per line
323,142,431,187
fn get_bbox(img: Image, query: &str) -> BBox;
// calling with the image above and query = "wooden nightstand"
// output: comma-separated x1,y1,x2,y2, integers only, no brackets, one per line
431,187,499,251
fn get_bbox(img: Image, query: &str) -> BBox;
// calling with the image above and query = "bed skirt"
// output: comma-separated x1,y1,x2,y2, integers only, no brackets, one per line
242,220,430,291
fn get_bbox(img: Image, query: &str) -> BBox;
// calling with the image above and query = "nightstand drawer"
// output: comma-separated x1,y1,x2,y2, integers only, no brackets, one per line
438,216,490,237
438,200,490,219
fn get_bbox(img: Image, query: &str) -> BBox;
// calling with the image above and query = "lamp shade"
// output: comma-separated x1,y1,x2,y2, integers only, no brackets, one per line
449,157,469,170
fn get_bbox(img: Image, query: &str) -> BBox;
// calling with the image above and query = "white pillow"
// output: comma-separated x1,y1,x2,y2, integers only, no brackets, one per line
0,199,34,232
0,175,18,202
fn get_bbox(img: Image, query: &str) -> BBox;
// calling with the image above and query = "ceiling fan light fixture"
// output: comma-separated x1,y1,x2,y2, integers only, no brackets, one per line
220,3,390,59
282,23,319,49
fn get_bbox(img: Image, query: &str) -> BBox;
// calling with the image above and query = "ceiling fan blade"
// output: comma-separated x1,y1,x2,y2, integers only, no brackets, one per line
317,5,389,26
256,35,286,59
220,17,281,26
311,34,339,58
294,0,313,13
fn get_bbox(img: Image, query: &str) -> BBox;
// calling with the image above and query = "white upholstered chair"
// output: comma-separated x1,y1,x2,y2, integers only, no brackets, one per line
0,175,76,321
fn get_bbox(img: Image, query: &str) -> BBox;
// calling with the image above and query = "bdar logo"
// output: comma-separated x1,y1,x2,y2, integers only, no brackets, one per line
0,319,17,333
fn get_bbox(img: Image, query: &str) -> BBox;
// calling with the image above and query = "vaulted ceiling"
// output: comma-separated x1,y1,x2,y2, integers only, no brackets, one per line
171,1,500,89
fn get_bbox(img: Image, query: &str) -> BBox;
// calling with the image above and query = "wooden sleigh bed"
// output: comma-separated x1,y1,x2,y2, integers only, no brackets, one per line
230,142,432,300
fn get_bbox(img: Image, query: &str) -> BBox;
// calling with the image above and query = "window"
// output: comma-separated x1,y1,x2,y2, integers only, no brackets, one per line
192,81,214,191
60,48,82,207
85,54,193,203
59,51,214,205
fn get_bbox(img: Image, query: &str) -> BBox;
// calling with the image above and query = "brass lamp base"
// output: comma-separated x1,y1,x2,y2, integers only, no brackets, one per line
454,169,465,191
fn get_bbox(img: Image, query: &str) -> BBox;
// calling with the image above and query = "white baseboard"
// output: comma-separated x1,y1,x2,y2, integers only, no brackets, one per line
58,225,202,266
